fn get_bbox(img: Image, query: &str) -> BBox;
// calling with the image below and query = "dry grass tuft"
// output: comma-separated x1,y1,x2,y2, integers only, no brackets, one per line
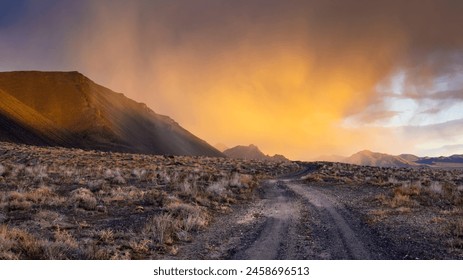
0,225,44,259
6,191,32,211
302,161,463,257
452,219,463,238
166,202,209,231
69,188,97,210
144,213,177,245
98,229,115,244
0,163,5,176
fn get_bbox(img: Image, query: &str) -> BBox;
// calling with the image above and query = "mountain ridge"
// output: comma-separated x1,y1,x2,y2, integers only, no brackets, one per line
0,71,223,157
318,149,463,168
345,150,419,168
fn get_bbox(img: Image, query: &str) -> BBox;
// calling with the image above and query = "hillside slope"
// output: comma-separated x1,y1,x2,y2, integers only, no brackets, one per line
0,71,223,156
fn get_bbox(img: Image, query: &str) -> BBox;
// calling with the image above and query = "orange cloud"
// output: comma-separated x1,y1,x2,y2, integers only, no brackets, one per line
62,1,463,159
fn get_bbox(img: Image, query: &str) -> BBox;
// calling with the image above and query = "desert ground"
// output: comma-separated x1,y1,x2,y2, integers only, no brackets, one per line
0,141,297,259
1,142,462,259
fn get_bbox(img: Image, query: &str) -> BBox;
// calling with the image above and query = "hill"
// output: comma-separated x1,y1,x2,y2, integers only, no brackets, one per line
336,150,463,169
223,144,289,162
0,71,223,156
343,150,418,167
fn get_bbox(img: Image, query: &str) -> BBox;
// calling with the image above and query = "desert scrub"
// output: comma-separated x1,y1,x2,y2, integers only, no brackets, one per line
166,202,209,231
1,186,63,212
0,141,301,259
175,180,199,198
207,179,229,199
448,219,463,252
451,219,463,238
129,239,151,256
5,191,32,211
104,185,144,204
143,213,177,245
25,185,62,205
0,163,5,176
104,168,126,185
378,180,463,209
387,183,421,208
43,227,84,260
69,188,97,210
0,225,44,259
97,229,115,244
142,189,166,206
24,164,48,183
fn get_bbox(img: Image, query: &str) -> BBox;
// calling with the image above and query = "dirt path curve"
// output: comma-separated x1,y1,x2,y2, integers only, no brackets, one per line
173,169,390,259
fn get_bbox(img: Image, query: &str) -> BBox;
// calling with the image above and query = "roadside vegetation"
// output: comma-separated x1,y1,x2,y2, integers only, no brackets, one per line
301,162,463,258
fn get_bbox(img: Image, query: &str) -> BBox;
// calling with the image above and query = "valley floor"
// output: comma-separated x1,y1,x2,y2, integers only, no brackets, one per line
172,164,463,260
1,142,462,259
0,141,297,259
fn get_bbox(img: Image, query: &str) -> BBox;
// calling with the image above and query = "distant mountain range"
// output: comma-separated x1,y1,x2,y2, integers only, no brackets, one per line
3,71,459,166
0,71,223,157
223,144,289,162
318,150,463,168
345,150,420,168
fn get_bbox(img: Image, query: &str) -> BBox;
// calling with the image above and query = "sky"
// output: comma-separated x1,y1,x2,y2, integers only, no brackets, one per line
1,0,463,160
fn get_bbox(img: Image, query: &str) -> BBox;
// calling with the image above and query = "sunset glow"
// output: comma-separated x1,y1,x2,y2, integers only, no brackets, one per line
1,0,463,159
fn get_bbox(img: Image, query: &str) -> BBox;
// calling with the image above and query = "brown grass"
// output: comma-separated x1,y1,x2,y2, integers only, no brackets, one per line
143,213,177,245
69,188,97,210
452,219,463,238
0,225,44,259
0,141,300,259
303,161,463,257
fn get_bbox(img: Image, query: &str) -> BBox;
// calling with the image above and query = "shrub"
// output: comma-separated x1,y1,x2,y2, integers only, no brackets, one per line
166,202,209,231
391,193,411,208
429,181,443,194
453,219,463,238
69,188,97,210
207,180,228,197
6,191,32,211
26,185,59,204
144,213,177,245
98,229,115,244
0,225,44,259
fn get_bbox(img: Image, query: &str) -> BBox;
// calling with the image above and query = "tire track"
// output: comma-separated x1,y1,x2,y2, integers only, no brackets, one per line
173,172,385,259
231,180,301,259
285,181,371,259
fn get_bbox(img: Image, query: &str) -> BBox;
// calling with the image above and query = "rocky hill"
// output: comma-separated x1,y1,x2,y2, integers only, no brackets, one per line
223,144,289,162
0,71,223,156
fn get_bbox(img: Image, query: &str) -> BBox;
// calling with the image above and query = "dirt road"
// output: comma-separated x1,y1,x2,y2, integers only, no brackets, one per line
174,169,395,259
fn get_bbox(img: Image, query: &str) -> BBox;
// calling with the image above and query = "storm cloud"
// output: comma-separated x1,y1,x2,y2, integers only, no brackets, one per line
1,0,463,158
